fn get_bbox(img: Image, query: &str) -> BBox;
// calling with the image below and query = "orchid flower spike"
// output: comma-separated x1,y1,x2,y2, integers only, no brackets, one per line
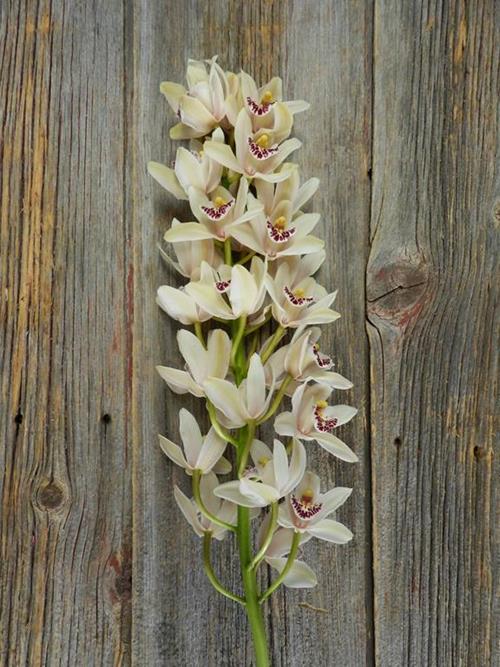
274,383,358,462
159,408,231,475
174,472,237,540
157,328,231,397
258,523,317,588
279,471,353,544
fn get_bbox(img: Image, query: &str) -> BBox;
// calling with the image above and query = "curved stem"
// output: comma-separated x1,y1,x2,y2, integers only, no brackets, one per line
257,375,292,425
260,325,286,364
194,321,205,346
203,532,244,604
249,502,279,571
259,530,301,603
206,400,238,447
236,250,255,265
230,315,247,370
192,470,236,533
237,421,256,478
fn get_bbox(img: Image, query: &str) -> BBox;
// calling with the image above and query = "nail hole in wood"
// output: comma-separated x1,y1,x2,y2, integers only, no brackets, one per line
394,437,402,448
102,413,112,424
367,168,372,180
14,412,23,424
473,446,486,460
38,481,65,510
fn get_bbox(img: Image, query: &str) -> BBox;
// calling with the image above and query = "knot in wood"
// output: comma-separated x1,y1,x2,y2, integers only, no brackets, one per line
38,481,65,510
367,257,429,327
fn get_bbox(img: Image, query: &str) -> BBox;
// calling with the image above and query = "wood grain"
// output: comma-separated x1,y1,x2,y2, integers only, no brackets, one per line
0,0,497,665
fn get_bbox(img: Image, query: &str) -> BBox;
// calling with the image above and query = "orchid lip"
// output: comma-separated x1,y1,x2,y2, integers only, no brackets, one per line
312,344,333,369
313,405,338,433
291,494,322,520
246,96,273,116
283,285,315,307
247,137,279,160
266,220,296,243
201,199,235,220
215,279,231,293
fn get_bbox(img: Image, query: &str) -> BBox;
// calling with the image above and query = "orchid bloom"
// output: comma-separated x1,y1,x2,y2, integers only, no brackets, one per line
185,257,267,321
157,329,231,397
159,221,223,280
204,353,273,428
240,70,310,129
161,57,237,139
204,108,302,183
259,525,317,588
163,177,261,244
231,165,324,259
265,256,340,328
266,327,353,395
159,408,231,475
275,383,358,462
278,471,353,544
214,438,306,508
148,128,225,200
174,472,237,540
156,284,210,325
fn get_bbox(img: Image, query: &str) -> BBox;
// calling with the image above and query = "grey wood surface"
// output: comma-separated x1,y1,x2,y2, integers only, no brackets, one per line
0,1,497,666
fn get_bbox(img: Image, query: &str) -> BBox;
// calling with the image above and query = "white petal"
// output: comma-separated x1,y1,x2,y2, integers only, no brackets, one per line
274,411,297,437
148,161,188,200
156,366,204,397
175,147,205,191
246,354,266,418
204,378,248,427
196,428,227,473
272,439,289,493
320,487,353,518
157,286,199,325
160,81,186,112
158,434,188,469
179,408,203,468
277,236,324,257
266,557,317,588
323,405,358,427
206,329,231,379
285,438,307,493
163,221,215,243
239,478,280,506
213,480,263,508
229,264,258,317
293,177,319,212
314,432,359,463
179,95,216,133
204,141,242,173
307,519,353,544
285,99,310,114
177,329,208,386
173,486,204,537
185,281,234,320
213,456,232,475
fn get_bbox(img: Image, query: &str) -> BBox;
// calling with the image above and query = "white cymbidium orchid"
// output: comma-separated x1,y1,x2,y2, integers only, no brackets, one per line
214,438,306,508
185,257,267,321
160,220,223,281
161,57,237,139
258,523,317,588
204,353,274,428
265,259,340,328
275,383,358,462
240,71,310,124
204,108,301,183
159,408,231,475
157,329,231,397
148,128,225,200
266,327,353,395
278,471,353,544
163,178,261,244
157,284,210,325
174,472,237,540
231,165,323,259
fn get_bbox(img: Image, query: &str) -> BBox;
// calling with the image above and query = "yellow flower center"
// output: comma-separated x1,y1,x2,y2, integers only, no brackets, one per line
316,400,328,410
261,90,274,104
258,456,270,466
301,489,314,505
213,196,226,208
274,216,286,230
293,288,305,298
255,134,269,148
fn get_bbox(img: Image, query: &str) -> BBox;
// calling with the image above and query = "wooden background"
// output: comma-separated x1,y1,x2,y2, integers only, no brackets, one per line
0,1,498,665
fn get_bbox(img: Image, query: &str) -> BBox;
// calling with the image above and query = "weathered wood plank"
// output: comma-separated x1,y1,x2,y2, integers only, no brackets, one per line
0,0,132,663
130,0,373,665
367,1,498,665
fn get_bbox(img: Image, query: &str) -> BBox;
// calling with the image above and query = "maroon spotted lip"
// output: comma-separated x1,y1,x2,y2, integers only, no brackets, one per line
247,137,279,160
312,345,333,369
283,285,315,306
246,96,273,117
201,199,235,220
291,494,322,520
266,220,296,243
313,405,338,433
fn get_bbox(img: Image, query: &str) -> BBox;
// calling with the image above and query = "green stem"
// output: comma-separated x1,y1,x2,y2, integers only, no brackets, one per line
259,530,301,603
194,321,205,346
224,238,233,266
230,315,247,371
249,502,278,571
260,325,286,364
237,421,256,478
206,401,238,447
192,470,236,533
256,375,292,425
236,250,255,265
203,532,244,604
